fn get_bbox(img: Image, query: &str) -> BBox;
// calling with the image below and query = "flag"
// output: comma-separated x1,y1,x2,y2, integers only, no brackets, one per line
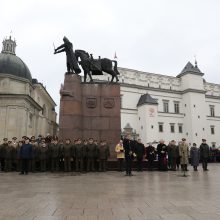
114,51,118,59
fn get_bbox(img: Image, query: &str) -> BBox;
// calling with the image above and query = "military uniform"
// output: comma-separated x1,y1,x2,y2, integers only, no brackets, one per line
0,139,7,171
16,142,22,172
86,143,97,171
11,141,18,171
50,142,60,172
200,140,210,171
98,143,110,172
30,142,38,172
75,142,84,172
39,143,48,172
5,142,12,172
179,140,189,171
63,142,72,172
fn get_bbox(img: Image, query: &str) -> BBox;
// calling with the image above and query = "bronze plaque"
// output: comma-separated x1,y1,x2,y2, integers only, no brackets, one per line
86,98,97,108
104,98,115,109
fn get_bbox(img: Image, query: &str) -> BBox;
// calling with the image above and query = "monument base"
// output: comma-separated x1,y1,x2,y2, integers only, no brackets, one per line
59,74,121,158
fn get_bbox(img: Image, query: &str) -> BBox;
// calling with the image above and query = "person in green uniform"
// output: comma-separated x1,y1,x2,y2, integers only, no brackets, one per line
5,140,12,172
75,139,84,172
11,137,18,171
98,140,110,172
86,138,97,172
0,138,7,171
39,140,48,172
200,139,210,171
50,140,60,172
83,139,88,172
16,141,23,172
30,137,38,172
63,139,72,172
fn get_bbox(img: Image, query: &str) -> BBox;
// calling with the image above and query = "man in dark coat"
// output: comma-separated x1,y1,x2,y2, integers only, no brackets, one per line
157,140,168,171
200,139,210,171
146,143,156,171
19,138,32,175
190,143,200,171
123,135,136,176
135,139,145,172
168,140,179,171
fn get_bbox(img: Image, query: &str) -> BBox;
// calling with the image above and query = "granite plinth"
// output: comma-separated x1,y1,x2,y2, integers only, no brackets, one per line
59,74,121,158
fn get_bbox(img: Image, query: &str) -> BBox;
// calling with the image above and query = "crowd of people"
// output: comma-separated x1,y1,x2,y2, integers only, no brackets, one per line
116,135,210,176
0,134,110,174
0,134,211,176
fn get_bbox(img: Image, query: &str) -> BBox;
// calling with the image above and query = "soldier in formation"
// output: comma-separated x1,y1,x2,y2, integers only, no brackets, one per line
0,136,112,173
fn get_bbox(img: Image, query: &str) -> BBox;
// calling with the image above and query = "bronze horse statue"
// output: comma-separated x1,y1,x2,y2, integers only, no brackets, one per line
75,50,120,83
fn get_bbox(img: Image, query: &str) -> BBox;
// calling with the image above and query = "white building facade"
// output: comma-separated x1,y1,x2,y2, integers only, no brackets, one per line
94,62,220,147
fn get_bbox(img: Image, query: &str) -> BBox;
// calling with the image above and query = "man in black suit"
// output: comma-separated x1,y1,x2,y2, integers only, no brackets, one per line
123,134,135,176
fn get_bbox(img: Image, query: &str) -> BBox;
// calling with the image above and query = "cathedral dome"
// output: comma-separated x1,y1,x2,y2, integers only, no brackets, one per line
0,36,32,81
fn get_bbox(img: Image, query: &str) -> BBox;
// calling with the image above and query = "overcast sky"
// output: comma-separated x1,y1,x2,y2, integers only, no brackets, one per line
1,0,220,116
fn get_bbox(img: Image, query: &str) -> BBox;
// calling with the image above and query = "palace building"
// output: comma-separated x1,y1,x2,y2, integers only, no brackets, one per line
0,36,57,140
94,62,220,147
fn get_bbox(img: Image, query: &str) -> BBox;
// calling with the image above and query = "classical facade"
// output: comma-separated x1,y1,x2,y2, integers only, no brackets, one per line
0,36,57,141
94,62,220,147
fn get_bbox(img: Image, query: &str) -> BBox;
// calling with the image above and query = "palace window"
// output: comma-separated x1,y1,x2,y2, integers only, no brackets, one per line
210,105,215,117
163,100,169,113
178,124,183,133
170,123,175,133
158,123,163,132
211,125,215,135
174,101,180,114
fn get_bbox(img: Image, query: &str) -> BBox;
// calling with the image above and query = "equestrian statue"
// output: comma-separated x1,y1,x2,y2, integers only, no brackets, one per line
54,37,120,83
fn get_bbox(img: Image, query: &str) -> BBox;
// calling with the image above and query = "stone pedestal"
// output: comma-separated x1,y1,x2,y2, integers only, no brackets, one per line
59,74,121,158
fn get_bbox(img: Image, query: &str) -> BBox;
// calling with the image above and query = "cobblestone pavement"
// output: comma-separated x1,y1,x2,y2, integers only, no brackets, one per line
0,164,220,220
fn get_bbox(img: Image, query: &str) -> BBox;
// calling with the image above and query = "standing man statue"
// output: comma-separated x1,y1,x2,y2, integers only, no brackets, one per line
54,36,81,74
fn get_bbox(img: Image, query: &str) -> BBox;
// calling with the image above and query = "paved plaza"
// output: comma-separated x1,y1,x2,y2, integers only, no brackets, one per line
0,164,220,220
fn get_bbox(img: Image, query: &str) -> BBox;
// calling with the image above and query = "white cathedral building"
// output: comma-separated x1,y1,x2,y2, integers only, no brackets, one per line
0,36,57,141
95,62,220,147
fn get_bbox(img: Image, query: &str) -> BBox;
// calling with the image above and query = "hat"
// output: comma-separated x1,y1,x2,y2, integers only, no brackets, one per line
182,138,186,141
3,138,8,141
22,136,26,139
31,136,35,139
12,137,17,140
